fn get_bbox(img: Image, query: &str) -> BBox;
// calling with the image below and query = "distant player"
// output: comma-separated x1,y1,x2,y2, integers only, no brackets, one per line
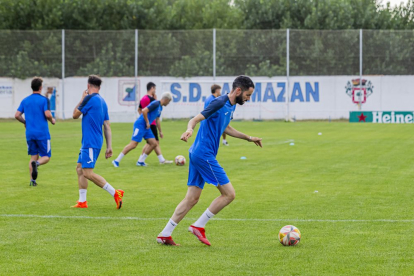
15,77,55,186
137,82,172,164
72,75,124,209
112,92,173,167
205,84,229,146
157,76,262,246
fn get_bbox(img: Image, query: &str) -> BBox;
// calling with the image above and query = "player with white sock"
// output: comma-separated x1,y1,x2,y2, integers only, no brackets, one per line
113,92,172,167
71,75,124,209
157,76,262,246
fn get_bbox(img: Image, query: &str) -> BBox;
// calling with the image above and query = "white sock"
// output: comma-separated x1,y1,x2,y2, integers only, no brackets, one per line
157,154,165,163
79,189,87,202
103,183,116,197
223,139,227,143
193,209,215,228
138,153,148,163
160,218,178,237
115,152,125,162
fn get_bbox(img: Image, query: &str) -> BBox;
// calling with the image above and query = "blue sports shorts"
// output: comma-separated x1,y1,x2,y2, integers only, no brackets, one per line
77,148,101,169
187,153,230,189
27,139,51,158
131,122,155,143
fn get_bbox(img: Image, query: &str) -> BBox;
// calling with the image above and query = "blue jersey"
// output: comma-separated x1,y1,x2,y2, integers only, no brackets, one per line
135,100,163,127
204,95,216,108
17,93,50,140
190,95,236,157
78,93,109,149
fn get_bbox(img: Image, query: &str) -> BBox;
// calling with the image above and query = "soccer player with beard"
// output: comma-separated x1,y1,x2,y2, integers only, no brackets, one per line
157,76,262,246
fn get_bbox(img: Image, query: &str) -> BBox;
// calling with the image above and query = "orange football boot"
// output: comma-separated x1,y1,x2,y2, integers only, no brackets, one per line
114,190,124,209
71,201,88,208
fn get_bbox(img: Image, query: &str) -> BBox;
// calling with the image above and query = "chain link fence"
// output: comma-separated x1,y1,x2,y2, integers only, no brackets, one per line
1,29,414,78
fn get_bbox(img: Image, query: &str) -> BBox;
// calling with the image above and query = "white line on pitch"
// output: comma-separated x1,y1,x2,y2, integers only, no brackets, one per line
1,214,414,223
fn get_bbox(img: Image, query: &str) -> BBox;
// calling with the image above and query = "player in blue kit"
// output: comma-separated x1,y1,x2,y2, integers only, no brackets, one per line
71,75,124,209
205,84,229,146
157,76,262,246
15,77,55,186
112,92,173,167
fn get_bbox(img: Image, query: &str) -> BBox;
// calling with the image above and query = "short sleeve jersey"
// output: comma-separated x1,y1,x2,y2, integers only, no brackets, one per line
78,93,109,149
139,95,156,125
204,95,216,109
135,100,163,127
17,93,50,140
190,95,236,157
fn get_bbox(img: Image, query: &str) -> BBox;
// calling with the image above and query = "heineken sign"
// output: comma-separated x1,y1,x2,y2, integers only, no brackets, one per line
350,111,414,123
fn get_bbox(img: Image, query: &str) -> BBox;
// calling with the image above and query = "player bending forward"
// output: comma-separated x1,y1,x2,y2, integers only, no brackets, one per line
113,92,172,167
15,77,55,186
72,75,124,209
157,76,262,246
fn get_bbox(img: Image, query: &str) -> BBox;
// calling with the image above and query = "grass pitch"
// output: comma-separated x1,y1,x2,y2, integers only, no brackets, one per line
1,120,414,275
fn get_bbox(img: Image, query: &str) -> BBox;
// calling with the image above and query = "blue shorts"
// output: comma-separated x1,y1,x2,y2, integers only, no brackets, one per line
131,123,155,143
27,139,51,158
77,148,101,169
187,153,230,189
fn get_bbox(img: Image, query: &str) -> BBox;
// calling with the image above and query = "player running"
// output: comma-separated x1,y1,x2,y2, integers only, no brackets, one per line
72,75,124,209
205,84,229,146
157,76,262,246
112,92,173,167
137,82,173,165
15,77,55,186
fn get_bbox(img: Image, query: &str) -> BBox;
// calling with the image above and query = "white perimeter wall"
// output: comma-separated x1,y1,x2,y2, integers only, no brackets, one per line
1,76,413,122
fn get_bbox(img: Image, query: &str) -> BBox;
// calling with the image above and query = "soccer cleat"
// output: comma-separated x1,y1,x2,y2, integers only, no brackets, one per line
136,161,147,167
30,180,37,187
114,189,124,209
71,201,88,208
159,160,173,164
31,161,38,180
222,140,229,146
156,236,180,246
188,225,211,246
112,160,119,167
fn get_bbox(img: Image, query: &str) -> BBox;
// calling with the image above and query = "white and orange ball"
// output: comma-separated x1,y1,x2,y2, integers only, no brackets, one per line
278,225,301,246
175,155,186,166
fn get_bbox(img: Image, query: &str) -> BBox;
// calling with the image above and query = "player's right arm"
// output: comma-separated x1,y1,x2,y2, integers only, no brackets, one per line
181,96,227,142
103,120,113,159
142,107,151,129
73,90,89,119
14,111,26,126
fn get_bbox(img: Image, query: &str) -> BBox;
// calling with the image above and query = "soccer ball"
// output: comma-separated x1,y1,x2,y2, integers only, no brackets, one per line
278,225,301,246
175,155,186,166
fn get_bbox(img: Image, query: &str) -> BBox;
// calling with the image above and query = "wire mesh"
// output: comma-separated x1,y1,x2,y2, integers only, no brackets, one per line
0,30,62,78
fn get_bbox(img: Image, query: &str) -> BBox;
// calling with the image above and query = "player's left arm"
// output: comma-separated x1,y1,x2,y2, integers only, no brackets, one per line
224,125,262,147
103,120,113,159
156,117,163,138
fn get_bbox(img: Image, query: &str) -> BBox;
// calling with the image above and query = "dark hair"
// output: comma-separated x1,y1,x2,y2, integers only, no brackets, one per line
147,82,156,91
232,75,254,91
31,77,43,91
211,84,221,94
88,75,102,87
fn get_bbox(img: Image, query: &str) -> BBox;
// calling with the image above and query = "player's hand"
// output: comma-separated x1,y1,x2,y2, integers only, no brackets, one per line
81,90,88,99
249,137,262,147
160,131,164,139
51,118,56,125
181,129,193,142
105,148,113,159
146,122,150,129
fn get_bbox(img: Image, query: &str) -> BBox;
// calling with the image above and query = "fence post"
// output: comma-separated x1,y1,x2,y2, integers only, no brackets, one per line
286,29,290,121
135,29,138,118
213,28,216,80
61,29,65,120
359,29,362,111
